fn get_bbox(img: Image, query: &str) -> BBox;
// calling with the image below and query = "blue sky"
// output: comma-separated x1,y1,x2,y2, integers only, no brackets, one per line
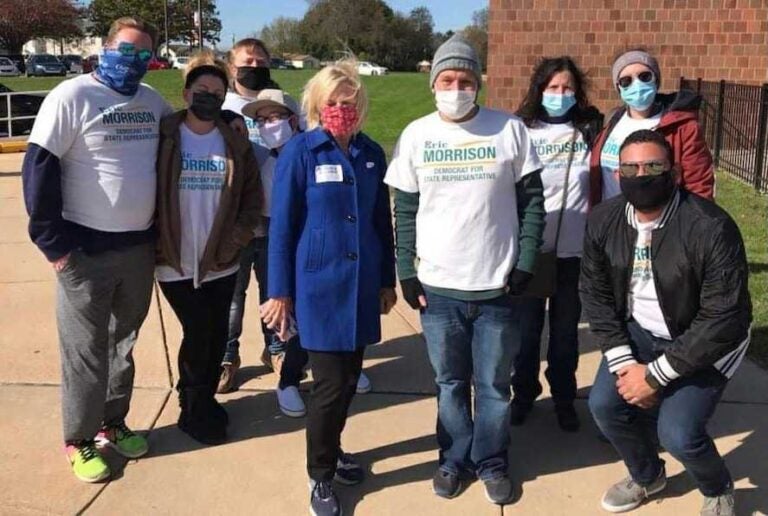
216,0,488,49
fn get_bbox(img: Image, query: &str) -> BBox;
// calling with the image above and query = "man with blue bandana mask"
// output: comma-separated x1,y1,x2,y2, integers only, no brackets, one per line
20,16,244,484
588,49,714,207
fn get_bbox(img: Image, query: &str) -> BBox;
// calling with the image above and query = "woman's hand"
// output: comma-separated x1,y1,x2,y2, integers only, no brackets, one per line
260,297,293,339
379,288,397,315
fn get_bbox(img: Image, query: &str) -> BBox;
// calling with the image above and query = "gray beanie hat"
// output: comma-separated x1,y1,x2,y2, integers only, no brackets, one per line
611,50,661,91
430,34,482,88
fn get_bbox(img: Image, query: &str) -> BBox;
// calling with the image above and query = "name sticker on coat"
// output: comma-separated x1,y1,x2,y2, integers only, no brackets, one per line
315,164,344,183
366,161,375,169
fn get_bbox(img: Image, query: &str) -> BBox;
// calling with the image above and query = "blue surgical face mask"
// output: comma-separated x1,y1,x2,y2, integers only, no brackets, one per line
94,46,150,96
620,79,657,111
542,92,576,117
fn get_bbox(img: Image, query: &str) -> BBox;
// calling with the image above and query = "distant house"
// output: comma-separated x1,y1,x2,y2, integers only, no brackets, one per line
417,60,431,73
283,53,321,70
23,34,104,58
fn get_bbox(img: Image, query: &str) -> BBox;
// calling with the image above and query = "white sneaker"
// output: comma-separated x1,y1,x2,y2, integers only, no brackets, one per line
277,385,306,417
356,372,372,394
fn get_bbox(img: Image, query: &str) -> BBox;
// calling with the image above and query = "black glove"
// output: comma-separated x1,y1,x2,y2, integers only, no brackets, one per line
400,277,426,310
507,269,534,296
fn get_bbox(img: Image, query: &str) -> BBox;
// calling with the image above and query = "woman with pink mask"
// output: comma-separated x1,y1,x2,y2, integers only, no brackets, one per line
260,60,396,516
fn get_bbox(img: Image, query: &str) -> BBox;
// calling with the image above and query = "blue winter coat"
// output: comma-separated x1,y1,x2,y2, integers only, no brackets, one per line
268,128,396,352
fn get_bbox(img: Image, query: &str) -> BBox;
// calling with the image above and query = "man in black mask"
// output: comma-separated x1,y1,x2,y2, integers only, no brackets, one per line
581,129,751,516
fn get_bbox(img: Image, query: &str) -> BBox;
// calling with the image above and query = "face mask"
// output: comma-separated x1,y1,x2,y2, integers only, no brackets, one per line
620,80,657,111
321,105,359,138
94,48,149,96
189,92,224,121
236,66,271,91
435,89,476,120
619,171,675,211
541,92,576,117
259,118,293,149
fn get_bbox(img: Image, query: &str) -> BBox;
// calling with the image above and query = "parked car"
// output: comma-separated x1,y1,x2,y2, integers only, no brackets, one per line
26,54,67,77
172,56,190,70
81,54,99,73
0,57,21,77
148,56,170,71
60,54,83,74
357,61,388,76
0,83,46,137
0,54,26,74
270,57,296,70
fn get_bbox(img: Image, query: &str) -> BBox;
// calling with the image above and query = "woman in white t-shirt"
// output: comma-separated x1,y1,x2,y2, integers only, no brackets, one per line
511,56,603,432
589,49,714,206
154,56,263,446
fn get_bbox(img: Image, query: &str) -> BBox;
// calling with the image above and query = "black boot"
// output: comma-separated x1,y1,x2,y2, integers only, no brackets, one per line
509,399,533,426
555,403,580,432
178,386,227,445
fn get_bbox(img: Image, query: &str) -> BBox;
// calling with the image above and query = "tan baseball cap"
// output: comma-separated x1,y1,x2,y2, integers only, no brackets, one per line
242,89,300,119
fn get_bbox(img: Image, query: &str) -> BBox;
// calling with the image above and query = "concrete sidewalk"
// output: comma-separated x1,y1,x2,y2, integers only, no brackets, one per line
1,152,766,515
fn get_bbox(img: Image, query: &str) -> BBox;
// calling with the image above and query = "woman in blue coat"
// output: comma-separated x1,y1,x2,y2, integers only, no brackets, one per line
261,60,396,516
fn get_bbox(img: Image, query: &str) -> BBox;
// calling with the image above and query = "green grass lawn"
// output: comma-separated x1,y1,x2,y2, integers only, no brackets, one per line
2,69,486,156
3,71,765,366
716,173,768,368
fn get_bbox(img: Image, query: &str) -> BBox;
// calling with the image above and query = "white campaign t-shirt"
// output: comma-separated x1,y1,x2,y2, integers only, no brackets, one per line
223,91,264,146
155,124,239,287
600,112,662,200
528,122,590,257
384,107,543,291
28,74,173,232
628,217,671,339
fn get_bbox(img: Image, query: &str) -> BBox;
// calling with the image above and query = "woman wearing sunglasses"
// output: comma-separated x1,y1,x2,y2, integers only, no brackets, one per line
589,49,714,207
510,57,603,432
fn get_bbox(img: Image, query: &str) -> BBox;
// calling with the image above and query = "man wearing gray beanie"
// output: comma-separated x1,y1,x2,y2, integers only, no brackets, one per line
384,34,546,506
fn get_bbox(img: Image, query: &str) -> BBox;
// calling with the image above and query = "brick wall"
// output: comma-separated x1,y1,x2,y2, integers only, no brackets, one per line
487,0,768,115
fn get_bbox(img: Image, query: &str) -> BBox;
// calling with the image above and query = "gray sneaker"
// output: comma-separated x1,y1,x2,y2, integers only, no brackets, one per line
601,467,667,513
700,486,735,516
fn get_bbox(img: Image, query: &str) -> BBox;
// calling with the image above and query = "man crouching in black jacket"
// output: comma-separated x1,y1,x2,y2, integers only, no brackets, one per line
581,129,751,516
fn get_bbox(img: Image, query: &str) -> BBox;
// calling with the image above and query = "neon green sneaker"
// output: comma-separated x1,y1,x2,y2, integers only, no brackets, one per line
65,441,110,483
96,422,149,459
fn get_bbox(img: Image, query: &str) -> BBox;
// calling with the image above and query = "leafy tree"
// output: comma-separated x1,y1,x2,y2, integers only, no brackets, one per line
258,17,302,55
461,6,487,70
0,0,82,54
88,0,221,50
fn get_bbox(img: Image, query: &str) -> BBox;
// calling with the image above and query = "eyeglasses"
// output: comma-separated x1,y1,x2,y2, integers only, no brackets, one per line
618,160,669,178
617,71,655,89
114,42,153,63
254,113,291,126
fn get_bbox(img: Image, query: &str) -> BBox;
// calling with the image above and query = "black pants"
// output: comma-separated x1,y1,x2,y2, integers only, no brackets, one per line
159,274,237,393
306,347,365,482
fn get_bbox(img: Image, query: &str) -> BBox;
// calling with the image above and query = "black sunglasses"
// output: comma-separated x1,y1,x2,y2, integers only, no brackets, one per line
618,160,669,178
617,71,655,89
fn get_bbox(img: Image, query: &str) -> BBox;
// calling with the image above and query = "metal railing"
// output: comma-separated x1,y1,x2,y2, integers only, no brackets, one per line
0,90,48,139
680,77,768,193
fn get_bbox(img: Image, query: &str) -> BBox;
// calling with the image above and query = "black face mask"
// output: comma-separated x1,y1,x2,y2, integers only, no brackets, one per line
619,171,676,211
190,92,224,121
236,66,271,91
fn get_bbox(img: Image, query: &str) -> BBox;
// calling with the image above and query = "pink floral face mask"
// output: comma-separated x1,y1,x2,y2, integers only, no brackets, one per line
320,104,359,137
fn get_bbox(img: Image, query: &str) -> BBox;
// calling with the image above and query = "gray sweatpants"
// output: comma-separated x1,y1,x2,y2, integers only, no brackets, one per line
56,243,154,442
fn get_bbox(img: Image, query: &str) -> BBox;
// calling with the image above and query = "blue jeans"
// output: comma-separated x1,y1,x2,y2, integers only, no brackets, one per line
421,290,518,480
512,257,581,406
588,321,732,497
224,236,308,387
225,236,270,360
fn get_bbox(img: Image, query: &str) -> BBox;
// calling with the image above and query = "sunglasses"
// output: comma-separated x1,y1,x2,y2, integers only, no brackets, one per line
114,42,153,62
618,160,669,178
617,71,655,89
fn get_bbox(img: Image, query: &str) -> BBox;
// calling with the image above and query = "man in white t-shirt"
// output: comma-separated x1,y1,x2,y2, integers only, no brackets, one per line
21,17,167,483
384,35,545,505
582,130,751,516
20,17,244,483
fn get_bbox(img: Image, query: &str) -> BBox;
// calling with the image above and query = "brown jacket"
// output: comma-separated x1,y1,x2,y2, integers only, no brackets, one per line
155,110,263,280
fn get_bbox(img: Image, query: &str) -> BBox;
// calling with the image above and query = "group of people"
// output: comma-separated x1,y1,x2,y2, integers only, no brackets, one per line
20,14,752,516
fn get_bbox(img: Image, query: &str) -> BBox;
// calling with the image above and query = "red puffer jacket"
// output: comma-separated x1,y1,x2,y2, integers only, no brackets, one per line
588,90,715,208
